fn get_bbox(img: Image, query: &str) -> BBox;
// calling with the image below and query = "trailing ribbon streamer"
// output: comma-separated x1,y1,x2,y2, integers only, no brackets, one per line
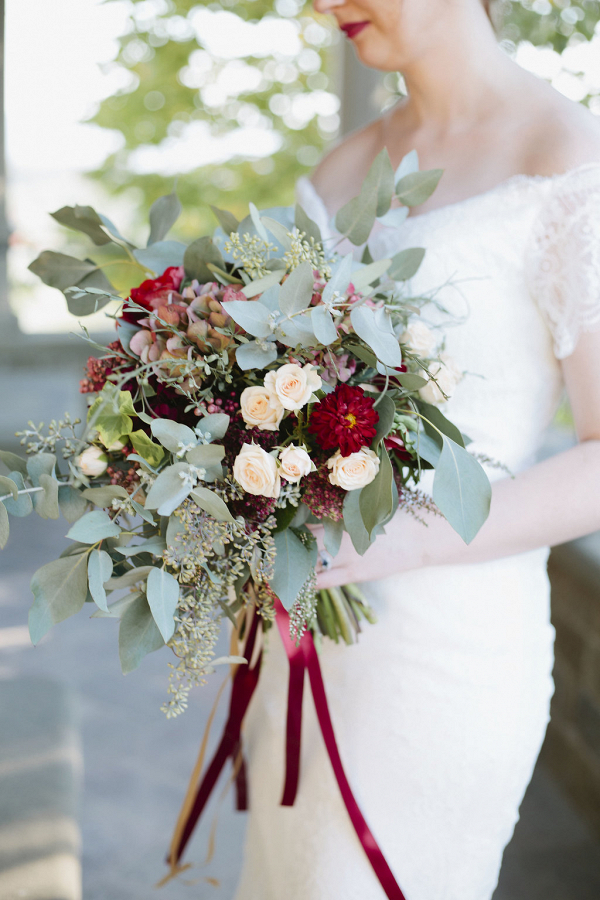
161,610,262,883
274,599,407,900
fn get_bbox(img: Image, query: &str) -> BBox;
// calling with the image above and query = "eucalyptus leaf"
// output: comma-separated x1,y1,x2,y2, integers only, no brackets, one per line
389,248,426,281
0,502,8,549
118,593,165,674
295,203,322,244
279,261,314,316
377,207,410,229
29,553,89,644
196,414,230,442
146,567,180,642
321,254,354,306
248,202,270,243
82,485,129,508
28,252,98,291
0,450,28,477
91,592,140,619
32,474,60,520
134,241,186,274
144,463,195,516
131,499,156,525
66,510,121,543
395,372,428,391
107,565,153,590
240,271,283,299
366,147,395,217
271,528,317,611
396,169,443,207
222,298,272,337
416,432,441,466
335,188,377,246
323,517,344,558
150,418,197,455
311,305,337,345
432,437,491,544
0,475,18,501
88,549,113,612
26,453,56,486
236,340,278,370
342,490,372,556
186,443,225,481
58,484,88,523
64,268,115,316
371,394,396,448
183,236,225,283
190,487,235,523
148,190,182,245
51,205,112,246
261,216,292,251
116,537,167,558
417,400,466,448
276,311,317,348
350,259,392,293
350,307,403,368
395,149,419,181
360,447,395,539
210,205,239,237
5,472,33,517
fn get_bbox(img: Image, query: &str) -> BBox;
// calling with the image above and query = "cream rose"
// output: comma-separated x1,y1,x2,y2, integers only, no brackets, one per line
418,353,463,405
233,443,281,499
264,363,321,411
239,385,284,431
327,447,380,491
76,446,109,477
401,321,438,358
278,445,314,483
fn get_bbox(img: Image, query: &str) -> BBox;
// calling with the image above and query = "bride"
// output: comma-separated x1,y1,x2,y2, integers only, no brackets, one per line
234,1,600,898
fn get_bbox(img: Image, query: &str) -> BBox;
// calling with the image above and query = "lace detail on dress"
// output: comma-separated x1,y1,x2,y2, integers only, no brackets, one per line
527,163,600,359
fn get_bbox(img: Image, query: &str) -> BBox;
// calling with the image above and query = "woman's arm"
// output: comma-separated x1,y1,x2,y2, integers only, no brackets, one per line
312,328,600,589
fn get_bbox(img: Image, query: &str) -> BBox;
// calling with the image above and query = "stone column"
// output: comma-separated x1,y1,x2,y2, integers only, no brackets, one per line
339,39,383,137
0,0,18,341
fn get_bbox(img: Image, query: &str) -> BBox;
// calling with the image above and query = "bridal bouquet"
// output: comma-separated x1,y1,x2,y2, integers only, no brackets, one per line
0,150,491,717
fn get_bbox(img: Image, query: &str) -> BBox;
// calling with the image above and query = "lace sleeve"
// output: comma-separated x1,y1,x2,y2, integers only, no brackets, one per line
527,163,600,359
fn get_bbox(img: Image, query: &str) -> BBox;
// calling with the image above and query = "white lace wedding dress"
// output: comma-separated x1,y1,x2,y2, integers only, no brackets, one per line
233,162,600,900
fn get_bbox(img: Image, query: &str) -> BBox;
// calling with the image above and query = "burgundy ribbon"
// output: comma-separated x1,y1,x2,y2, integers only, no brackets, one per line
168,611,262,867
275,599,407,900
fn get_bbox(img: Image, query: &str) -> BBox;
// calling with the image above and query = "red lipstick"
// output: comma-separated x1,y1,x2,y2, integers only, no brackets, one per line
341,21,369,39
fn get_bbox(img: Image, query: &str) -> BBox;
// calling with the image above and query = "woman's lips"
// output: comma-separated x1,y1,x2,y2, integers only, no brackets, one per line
340,21,370,40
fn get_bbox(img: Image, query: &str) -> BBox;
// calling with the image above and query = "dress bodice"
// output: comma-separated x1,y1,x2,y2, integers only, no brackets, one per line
296,164,600,476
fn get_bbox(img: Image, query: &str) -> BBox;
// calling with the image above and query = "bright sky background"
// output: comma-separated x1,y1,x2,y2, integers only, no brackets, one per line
6,0,600,333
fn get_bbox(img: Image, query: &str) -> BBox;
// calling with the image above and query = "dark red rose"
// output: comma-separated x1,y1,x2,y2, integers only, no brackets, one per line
121,266,185,324
308,383,379,457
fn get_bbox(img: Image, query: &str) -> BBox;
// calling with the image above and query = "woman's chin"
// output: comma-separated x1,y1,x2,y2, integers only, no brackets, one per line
352,44,400,73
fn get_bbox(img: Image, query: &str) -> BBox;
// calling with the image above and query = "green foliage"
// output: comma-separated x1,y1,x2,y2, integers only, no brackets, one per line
90,1,338,237
271,527,317,610
432,436,492,544
118,593,165,674
29,554,90,644
499,0,600,57
146,567,180,641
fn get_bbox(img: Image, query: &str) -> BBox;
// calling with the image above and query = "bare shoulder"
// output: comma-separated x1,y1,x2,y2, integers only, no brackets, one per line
310,118,384,213
523,80,600,176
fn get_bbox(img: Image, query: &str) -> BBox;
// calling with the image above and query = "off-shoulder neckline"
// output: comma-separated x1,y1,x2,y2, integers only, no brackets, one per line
297,160,600,230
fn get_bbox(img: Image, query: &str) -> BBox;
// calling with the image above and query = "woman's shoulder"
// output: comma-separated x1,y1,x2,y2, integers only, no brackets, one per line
310,117,385,214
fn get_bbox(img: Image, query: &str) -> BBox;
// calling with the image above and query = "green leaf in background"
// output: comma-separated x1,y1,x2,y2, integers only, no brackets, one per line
417,400,466,448
150,418,196,454
183,236,225,283
240,271,283,299
144,462,196,516
58,484,89,523
222,298,272,337
235,339,278,370
360,447,395,539
51,204,113,246
0,502,8,549
0,475,18,501
278,261,314,317
28,252,99,291
66,510,121,543
389,248,426,281
335,186,378,247
88,549,114,612
343,489,372,556
82,485,129,508
4,472,33,517
32,474,60,520
323,517,344,558
190,487,235,523
350,259,392,293
118,593,165,674
146,567,180,642
29,553,89,644
396,169,444,207
311,305,337,345
371,394,396,449
147,189,182,245
134,241,186,274
210,206,239,237
0,450,28,477
26,453,56,485
366,147,395,217
271,528,317,611
261,216,293,252
432,437,491,544
395,372,428,391
350,306,403,368
248,202,270,243
295,203,322,245
130,430,165,467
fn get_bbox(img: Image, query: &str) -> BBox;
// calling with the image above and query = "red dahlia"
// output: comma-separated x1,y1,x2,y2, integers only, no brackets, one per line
308,383,379,457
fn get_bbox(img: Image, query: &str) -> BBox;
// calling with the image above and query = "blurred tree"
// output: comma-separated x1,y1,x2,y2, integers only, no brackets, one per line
90,0,600,239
